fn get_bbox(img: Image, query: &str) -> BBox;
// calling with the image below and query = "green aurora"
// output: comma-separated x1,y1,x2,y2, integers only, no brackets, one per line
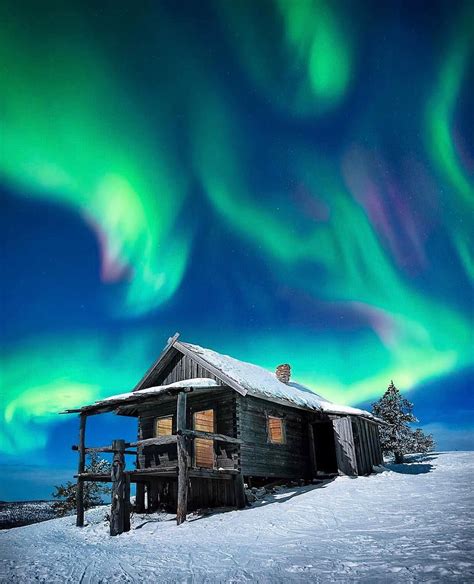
0,0,473,458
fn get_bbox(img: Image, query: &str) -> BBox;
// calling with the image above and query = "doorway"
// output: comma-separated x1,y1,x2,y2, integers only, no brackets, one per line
313,421,338,474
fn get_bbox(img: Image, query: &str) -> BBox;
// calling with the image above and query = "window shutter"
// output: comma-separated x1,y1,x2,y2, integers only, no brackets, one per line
268,416,284,444
154,416,173,437
193,409,214,468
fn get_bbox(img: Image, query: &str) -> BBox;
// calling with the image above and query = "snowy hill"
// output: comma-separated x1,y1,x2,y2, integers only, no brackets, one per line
0,500,59,530
1,452,473,582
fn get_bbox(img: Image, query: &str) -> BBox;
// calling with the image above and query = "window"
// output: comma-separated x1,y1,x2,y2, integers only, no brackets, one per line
154,416,173,437
268,416,284,444
193,409,214,468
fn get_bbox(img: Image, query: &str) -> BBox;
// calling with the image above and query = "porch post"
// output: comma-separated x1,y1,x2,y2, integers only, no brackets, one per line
110,439,126,536
176,391,189,525
233,471,246,509
135,482,146,513
123,474,131,533
76,413,87,527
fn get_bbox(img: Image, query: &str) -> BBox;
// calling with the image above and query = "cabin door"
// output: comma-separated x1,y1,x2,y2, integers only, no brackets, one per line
312,421,338,475
332,417,358,476
193,409,215,469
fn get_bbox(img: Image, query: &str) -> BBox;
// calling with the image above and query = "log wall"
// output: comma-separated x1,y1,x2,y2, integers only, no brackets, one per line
137,389,238,472
238,395,310,478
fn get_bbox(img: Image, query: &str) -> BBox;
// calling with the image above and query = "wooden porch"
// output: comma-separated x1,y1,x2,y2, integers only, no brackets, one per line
71,388,246,536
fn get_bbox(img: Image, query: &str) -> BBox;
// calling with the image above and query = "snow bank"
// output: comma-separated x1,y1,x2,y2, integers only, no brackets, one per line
1,452,472,582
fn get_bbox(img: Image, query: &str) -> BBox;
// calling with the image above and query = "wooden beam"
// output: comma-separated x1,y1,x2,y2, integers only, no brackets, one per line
76,467,239,482
176,392,189,525
123,474,131,533
127,435,177,448
110,439,126,536
72,445,136,455
76,414,87,527
180,429,242,445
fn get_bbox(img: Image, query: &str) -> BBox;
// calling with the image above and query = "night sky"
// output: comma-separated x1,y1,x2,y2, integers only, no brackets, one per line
1,0,473,500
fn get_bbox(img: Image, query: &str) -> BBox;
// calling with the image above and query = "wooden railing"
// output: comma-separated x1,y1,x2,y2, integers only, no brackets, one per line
73,391,245,534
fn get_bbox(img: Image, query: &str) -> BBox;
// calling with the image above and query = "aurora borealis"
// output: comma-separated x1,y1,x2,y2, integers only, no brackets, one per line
1,0,473,498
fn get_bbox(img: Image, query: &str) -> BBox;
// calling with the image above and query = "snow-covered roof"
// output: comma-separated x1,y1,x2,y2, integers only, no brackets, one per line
66,340,380,422
72,378,220,412
175,343,379,421
101,378,220,403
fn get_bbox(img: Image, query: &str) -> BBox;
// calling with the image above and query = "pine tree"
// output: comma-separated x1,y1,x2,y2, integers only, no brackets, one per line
52,452,112,516
372,381,434,463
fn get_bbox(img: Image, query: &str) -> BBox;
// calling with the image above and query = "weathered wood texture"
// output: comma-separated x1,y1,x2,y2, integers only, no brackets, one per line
123,474,131,532
351,417,383,475
110,439,127,536
238,395,310,478
333,417,358,476
176,392,189,525
76,414,87,527
137,389,238,473
181,429,242,444
146,350,224,388
147,476,237,512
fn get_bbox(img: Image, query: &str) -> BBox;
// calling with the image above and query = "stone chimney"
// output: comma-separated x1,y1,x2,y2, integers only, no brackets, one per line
275,363,291,384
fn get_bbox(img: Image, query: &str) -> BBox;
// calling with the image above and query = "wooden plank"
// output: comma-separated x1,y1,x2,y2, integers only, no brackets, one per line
370,422,382,466
72,445,136,455
176,392,189,525
354,418,367,475
181,429,242,444
367,423,376,468
367,420,377,470
110,439,126,536
350,418,363,476
362,419,374,472
76,414,87,527
375,424,384,464
123,474,131,532
332,417,358,476
128,435,177,448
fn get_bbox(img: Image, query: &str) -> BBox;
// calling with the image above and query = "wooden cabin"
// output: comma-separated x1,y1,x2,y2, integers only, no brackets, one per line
64,333,384,532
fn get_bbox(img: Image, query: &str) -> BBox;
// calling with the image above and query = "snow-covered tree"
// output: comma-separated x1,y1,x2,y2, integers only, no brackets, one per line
52,452,112,516
372,381,435,463
408,428,435,454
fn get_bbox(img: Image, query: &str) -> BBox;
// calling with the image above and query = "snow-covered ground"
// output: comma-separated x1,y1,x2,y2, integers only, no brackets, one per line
1,452,473,583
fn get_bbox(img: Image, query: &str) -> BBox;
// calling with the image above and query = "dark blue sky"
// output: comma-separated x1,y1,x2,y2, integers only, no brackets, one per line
1,0,473,499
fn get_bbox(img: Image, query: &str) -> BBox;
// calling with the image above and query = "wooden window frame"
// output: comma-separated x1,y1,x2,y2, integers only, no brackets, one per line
192,408,215,469
153,415,174,437
267,414,286,445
